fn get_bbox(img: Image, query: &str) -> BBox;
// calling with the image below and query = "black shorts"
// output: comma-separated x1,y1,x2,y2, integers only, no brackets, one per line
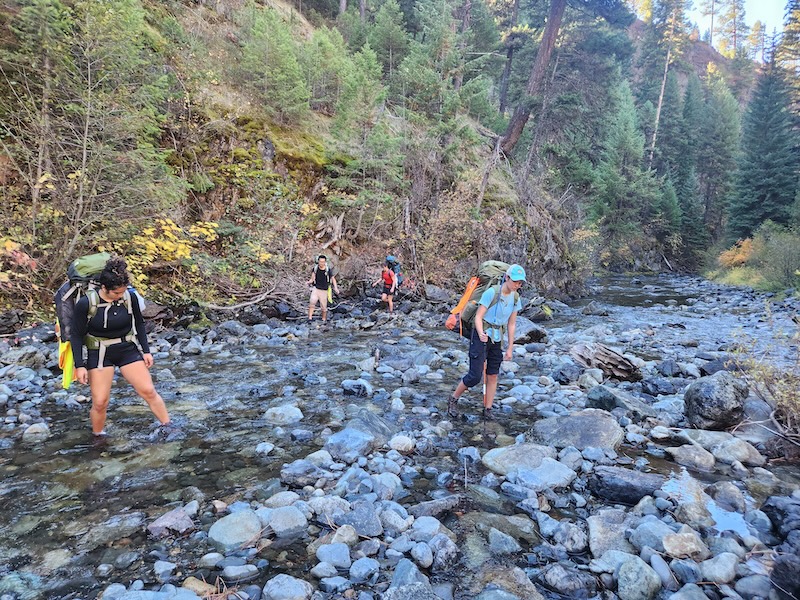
86,341,143,370
382,285,394,296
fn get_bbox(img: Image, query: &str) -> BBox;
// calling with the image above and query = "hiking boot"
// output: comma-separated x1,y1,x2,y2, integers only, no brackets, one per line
482,407,494,420
447,396,459,418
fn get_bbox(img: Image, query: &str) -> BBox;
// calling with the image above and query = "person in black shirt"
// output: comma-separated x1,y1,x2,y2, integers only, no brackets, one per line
71,257,172,437
306,255,340,324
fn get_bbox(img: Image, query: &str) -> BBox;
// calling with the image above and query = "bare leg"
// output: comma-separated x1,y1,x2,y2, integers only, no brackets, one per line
484,374,499,408
120,361,170,425
88,367,115,434
453,380,469,400
388,295,394,312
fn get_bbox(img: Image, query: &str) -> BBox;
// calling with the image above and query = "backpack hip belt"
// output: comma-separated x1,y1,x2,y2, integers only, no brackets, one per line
84,333,140,369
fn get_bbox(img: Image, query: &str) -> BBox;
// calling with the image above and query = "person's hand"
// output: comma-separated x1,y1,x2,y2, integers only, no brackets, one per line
478,331,488,343
503,347,513,361
372,281,377,287
143,353,154,368
335,287,340,295
75,367,88,385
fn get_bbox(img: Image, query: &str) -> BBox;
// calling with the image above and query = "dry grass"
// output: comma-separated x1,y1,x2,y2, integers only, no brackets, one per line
730,309,800,461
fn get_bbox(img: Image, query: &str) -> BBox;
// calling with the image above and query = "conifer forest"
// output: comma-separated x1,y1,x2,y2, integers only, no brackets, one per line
1,0,799,312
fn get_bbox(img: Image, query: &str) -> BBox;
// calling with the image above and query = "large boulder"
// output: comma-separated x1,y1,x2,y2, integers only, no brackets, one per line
513,316,548,344
530,409,624,450
589,466,666,505
586,386,657,419
683,371,748,430
481,443,556,476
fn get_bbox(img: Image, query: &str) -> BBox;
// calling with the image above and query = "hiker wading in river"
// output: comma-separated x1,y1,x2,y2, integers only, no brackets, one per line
447,264,525,420
70,257,174,438
307,254,339,325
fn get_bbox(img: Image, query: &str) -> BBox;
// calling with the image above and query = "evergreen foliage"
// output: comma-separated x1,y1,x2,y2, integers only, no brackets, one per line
728,62,799,239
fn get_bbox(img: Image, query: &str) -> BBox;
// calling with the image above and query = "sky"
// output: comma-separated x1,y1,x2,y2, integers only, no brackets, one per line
690,0,787,36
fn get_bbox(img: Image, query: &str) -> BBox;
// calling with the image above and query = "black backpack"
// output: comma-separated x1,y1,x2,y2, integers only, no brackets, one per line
54,252,111,343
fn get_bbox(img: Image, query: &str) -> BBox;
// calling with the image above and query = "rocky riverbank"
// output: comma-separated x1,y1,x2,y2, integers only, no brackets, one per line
0,275,798,600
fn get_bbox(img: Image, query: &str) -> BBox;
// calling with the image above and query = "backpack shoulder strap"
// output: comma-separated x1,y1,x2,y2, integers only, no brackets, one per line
86,288,100,320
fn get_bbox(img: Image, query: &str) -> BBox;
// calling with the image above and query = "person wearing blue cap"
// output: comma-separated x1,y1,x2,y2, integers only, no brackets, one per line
447,264,526,419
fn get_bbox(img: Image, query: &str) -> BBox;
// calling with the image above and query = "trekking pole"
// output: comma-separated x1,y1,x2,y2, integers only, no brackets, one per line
482,360,487,408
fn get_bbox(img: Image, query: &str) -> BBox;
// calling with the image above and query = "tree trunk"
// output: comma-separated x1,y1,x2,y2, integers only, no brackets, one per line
453,0,472,92
32,53,53,241
498,0,520,115
359,0,366,22
499,0,566,156
339,0,347,16
709,0,715,46
648,13,676,170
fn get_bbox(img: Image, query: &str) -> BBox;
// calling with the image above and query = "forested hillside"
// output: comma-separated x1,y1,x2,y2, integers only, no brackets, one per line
1,0,798,315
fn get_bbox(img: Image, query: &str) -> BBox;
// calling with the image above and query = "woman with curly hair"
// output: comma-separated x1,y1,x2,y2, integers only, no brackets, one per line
70,257,173,437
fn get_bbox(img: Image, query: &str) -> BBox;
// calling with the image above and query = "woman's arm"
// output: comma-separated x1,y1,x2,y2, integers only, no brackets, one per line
505,311,517,360
130,291,151,355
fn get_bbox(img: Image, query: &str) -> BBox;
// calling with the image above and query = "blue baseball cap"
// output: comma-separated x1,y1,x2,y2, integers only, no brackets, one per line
507,264,527,282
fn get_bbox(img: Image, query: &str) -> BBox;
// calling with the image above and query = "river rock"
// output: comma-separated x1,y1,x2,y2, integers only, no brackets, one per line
341,378,373,396
707,481,746,513
663,532,710,560
587,509,637,557
630,517,675,552
267,505,307,538
147,507,195,539
429,532,459,570
678,429,765,466
512,316,548,344
262,573,313,600
324,427,376,464
664,444,716,471
208,509,262,552
280,459,332,487
617,556,662,600
488,527,522,555
509,458,576,492
316,542,351,569
761,495,800,539
21,422,50,442
350,556,380,582
668,583,709,600
263,405,303,425
530,408,624,450
383,583,440,600
699,552,738,583
683,371,748,429
334,500,383,537
590,466,666,504
541,563,597,597
586,386,657,419
771,553,800,600
75,512,147,551
481,443,556,476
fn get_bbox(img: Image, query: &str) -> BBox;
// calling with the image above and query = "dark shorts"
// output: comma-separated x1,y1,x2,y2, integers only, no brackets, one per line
462,328,502,388
382,285,394,296
86,341,143,370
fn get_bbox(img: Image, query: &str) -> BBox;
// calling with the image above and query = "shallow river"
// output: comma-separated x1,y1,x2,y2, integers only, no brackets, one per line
0,274,798,599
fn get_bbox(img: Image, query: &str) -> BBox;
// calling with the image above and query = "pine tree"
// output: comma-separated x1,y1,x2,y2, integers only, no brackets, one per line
239,2,310,123
675,74,710,264
592,82,660,263
301,27,351,115
728,61,799,239
777,0,800,114
747,20,766,62
696,68,741,241
699,0,718,46
717,0,748,57
650,71,684,176
367,0,409,77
